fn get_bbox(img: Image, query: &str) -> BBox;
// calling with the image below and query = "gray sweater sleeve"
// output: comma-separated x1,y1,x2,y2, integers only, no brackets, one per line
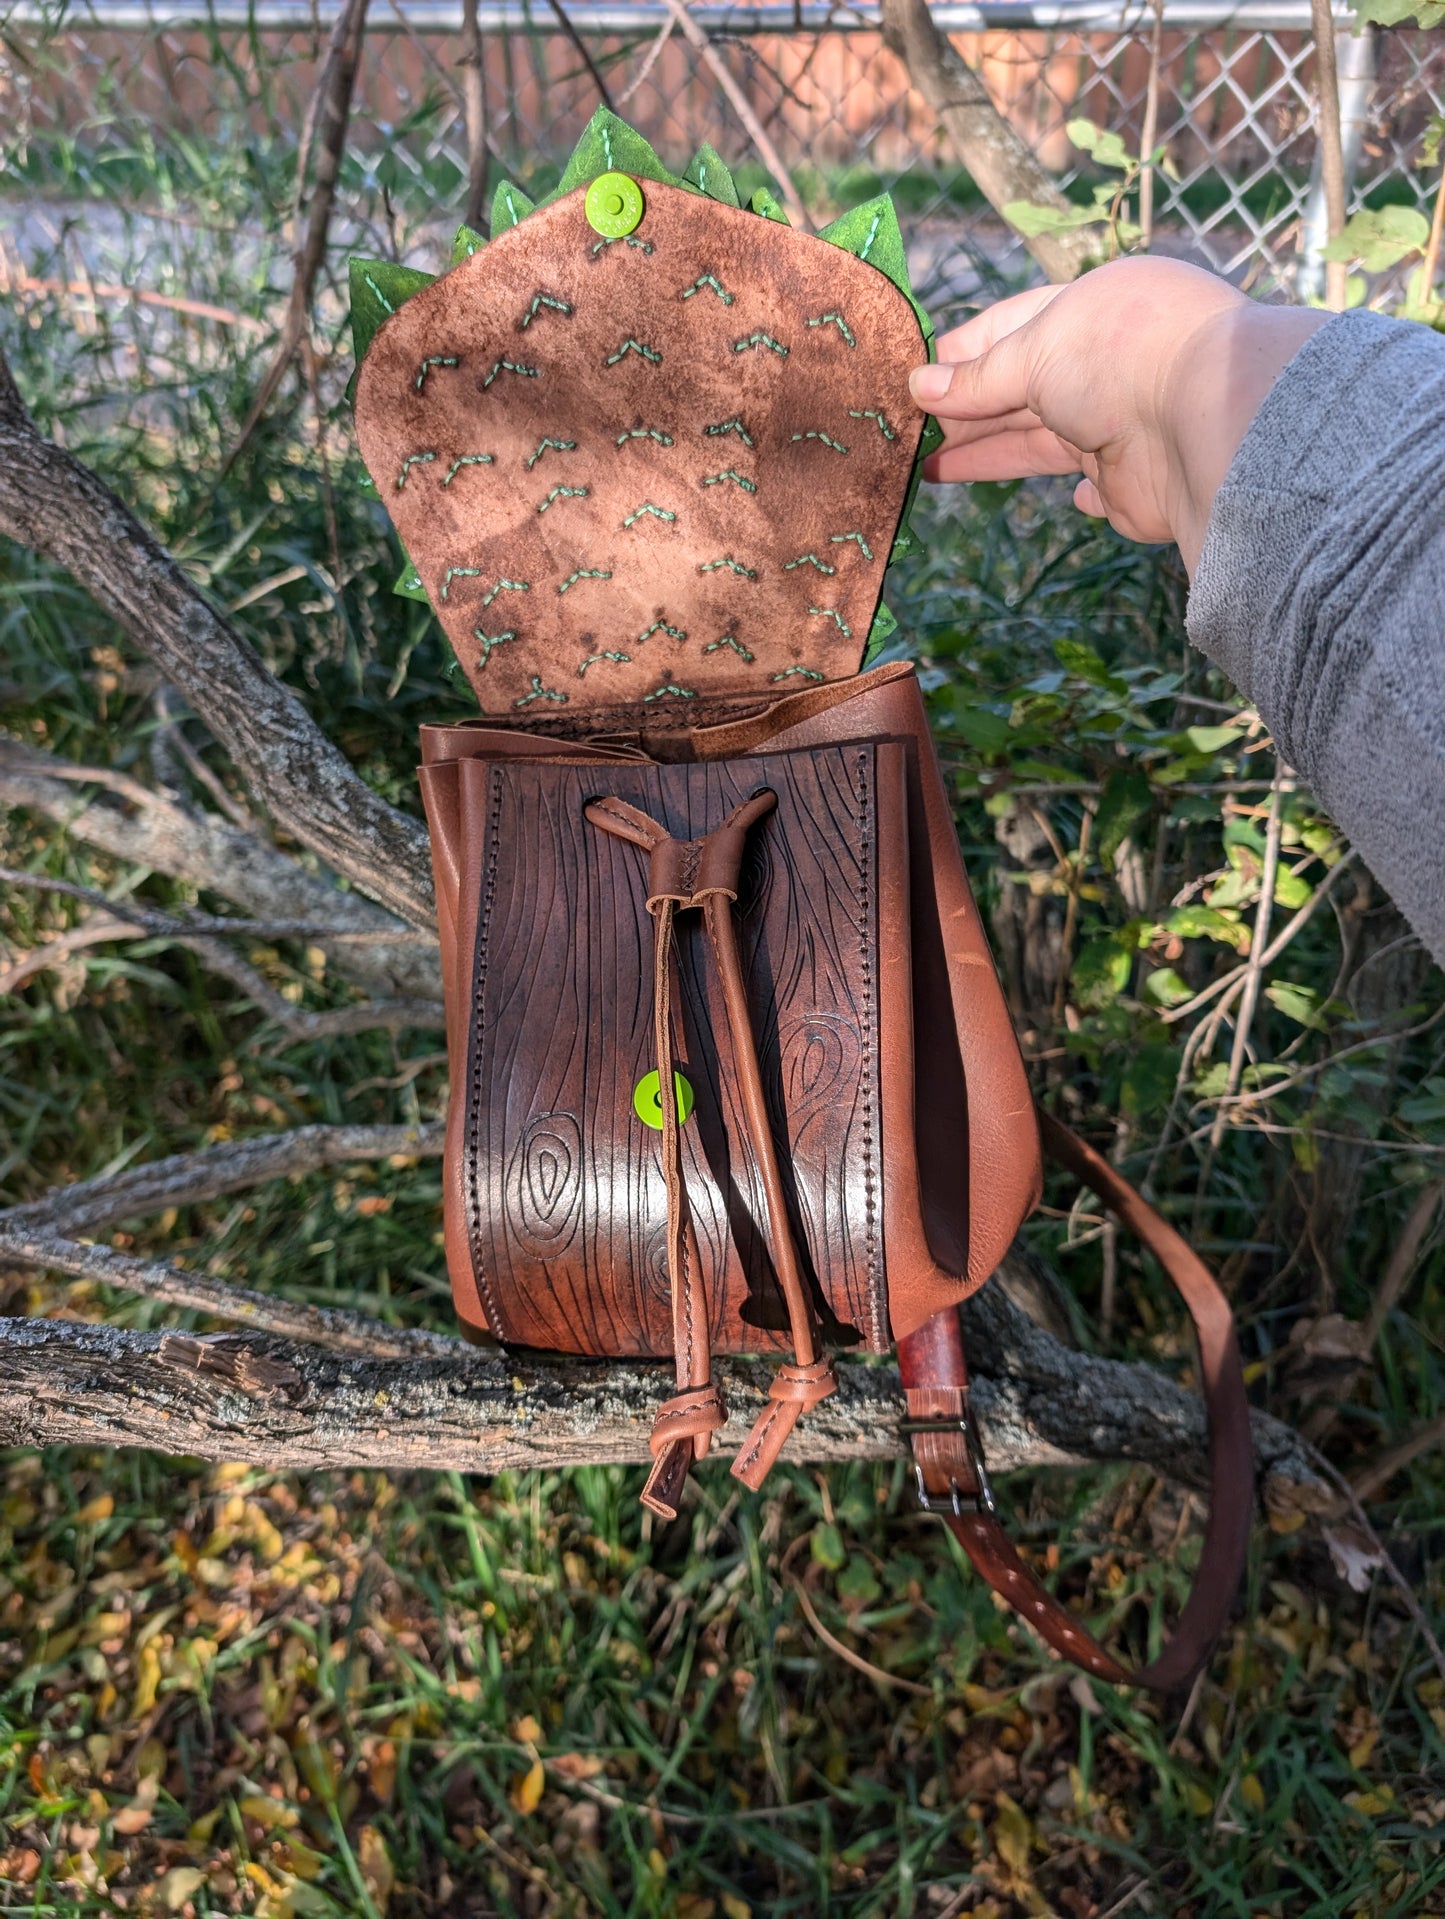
1186,308,1445,966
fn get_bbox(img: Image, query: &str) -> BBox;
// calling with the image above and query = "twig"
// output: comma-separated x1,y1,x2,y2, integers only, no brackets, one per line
153,684,261,832
0,868,443,1037
1206,998,1445,1117
0,350,436,930
459,0,490,232
879,0,1094,283
1203,771,1286,1161
0,866,435,944
9,276,268,333
546,0,614,111
1349,1410,1445,1507
1309,0,1349,311
221,0,372,475
0,1120,445,1239
1159,851,1359,1027
618,13,673,104
791,1579,932,1695
0,915,144,994
1419,155,1445,311
658,0,810,229
0,1222,456,1360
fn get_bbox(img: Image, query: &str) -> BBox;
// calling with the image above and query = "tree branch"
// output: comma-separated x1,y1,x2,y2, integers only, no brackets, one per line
0,1289,1326,1521
0,736,442,1001
0,355,435,931
0,1119,444,1238
880,0,1096,284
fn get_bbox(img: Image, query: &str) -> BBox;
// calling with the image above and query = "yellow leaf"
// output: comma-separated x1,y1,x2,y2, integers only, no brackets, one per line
514,1715,542,1745
1239,1773,1266,1812
1348,1731,1378,1771
279,1837,326,1881
156,1866,206,1912
358,1825,394,1911
369,1738,398,1806
136,1740,167,1783
187,1806,223,1845
510,1759,545,1816
76,1494,114,1524
993,1792,1033,1878
1184,1782,1214,1817
647,1847,668,1878
1345,1787,1395,1816
1268,1509,1307,1536
721,1898,752,1919
131,1643,161,1718
112,1805,152,1835
239,1794,300,1831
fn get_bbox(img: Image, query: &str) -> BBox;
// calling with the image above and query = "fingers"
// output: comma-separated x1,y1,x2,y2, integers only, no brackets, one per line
929,283,1065,369
924,425,1087,486
909,312,1045,426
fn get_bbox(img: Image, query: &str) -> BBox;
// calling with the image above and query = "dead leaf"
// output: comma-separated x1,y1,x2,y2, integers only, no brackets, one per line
1325,1524,1386,1595
510,1758,545,1816
550,1752,604,1782
112,1804,153,1835
357,1825,394,1912
156,1866,206,1911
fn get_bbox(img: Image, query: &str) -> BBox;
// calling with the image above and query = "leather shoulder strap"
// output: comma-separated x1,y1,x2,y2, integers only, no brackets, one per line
898,1107,1253,1691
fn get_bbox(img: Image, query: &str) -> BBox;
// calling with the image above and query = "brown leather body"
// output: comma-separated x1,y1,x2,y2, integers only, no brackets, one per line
420,660,1041,1354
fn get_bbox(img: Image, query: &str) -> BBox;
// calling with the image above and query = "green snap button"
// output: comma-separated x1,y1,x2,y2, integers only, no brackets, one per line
586,171,645,240
633,1068,694,1130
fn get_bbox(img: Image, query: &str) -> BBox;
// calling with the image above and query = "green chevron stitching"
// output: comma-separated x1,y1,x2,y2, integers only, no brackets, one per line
704,418,754,446
440,565,480,601
806,312,856,346
396,451,436,488
699,557,756,578
578,651,631,676
592,235,654,256
416,355,458,390
731,331,788,357
772,666,825,683
830,531,874,560
474,629,518,668
705,634,754,662
790,431,849,454
615,426,674,447
680,272,734,305
481,358,538,388
636,618,688,644
519,291,573,329
623,503,677,526
537,486,589,513
557,568,612,594
481,578,530,608
784,553,835,574
442,454,494,486
643,682,696,701
526,437,577,470
605,338,662,366
849,407,898,442
515,676,567,706
808,606,852,638
702,469,757,494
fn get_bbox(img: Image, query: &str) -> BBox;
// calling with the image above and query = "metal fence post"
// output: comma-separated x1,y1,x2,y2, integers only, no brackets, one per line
1297,23,1378,302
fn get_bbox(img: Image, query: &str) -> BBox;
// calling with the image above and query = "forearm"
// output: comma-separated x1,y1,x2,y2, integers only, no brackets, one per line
1186,310,1445,965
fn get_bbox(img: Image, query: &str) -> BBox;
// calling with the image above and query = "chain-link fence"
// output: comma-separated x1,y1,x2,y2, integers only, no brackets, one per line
2,2,1444,317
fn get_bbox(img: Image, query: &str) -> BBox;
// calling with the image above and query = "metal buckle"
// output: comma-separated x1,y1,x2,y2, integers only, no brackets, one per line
899,1407,998,1519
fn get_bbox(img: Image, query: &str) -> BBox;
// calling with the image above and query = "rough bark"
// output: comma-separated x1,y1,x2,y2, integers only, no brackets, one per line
880,0,1097,285
0,350,435,931
0,735,442,1001
0,1286,1326,1521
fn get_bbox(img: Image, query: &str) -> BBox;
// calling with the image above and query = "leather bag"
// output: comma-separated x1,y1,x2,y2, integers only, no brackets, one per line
354,153,1253,1689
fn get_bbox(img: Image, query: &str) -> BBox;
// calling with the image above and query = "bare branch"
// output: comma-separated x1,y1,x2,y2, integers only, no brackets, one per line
0,1221,455,1360
1,1119,444,1238
0,737,441,1001
459,0,491,232
547,0,614,113
0,354,435,929
880,0,1095,284
222,0,372,469
659,0,810,230
0,1280,1327,1518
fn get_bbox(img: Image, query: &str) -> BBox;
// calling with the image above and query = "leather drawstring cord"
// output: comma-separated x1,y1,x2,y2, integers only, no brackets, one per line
585,789,837,1519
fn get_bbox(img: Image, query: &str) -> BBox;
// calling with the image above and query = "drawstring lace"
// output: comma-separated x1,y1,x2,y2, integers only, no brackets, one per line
585,789,837,1519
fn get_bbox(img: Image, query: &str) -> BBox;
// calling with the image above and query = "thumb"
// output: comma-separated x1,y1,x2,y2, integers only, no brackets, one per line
909,318,1042,426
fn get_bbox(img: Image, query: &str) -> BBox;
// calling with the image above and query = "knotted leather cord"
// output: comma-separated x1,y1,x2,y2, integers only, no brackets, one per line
585,789,837,1518
898,1107,1254,1691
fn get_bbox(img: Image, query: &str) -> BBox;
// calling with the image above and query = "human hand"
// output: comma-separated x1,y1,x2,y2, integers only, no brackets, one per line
908,258,1328,573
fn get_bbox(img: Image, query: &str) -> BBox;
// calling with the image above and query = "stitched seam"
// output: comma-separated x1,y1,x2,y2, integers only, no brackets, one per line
854,746,884,1350
734,1401,783,1476
466,765,511,1340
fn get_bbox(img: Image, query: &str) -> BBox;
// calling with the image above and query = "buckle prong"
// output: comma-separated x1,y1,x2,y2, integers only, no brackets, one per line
900,1409,998,1518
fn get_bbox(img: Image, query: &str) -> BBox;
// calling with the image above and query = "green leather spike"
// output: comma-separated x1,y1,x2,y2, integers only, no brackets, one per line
684,143,741,207
349,258,437,370
491,179,536,232
452,223,486,264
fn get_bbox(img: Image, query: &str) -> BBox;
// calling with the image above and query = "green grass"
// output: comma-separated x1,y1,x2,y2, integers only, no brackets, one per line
3,33,1445,1917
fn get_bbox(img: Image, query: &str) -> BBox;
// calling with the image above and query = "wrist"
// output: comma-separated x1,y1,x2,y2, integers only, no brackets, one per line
1167,301,1331,573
